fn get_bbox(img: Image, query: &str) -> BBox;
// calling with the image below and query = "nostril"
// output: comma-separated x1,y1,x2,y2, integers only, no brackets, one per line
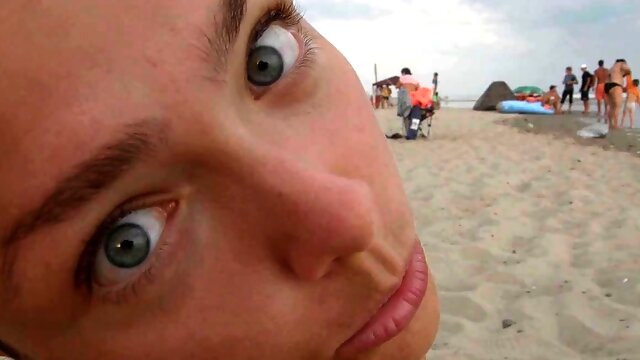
278,177,379,280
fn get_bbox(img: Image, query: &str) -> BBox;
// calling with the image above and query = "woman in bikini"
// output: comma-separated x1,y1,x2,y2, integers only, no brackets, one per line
605,59,632,129
0,1,439,359
542,85,562,114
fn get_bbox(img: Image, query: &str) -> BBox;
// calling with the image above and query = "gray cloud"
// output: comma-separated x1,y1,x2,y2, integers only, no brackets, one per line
301,0,640,98
426,0,640,97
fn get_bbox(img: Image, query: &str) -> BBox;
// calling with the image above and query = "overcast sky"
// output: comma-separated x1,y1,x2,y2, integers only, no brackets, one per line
298,0,640,99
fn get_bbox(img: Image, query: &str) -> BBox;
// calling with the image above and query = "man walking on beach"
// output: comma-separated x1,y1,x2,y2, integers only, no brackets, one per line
594,60,610,120
561,66,578,113
579,64,593,114
605,59,632,130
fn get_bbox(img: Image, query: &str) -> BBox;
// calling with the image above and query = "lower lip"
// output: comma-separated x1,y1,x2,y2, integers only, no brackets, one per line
337,241,429,355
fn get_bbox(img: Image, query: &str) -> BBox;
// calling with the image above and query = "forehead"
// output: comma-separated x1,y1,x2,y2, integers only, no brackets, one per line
0,1,215,90
0,1,209,120
0,1,220,232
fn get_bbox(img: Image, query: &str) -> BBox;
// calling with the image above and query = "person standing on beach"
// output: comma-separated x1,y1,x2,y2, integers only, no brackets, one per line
594,60,610,120
579,64,593,114
432,72,438,93
605,59,632,129
381,85,392,109
375,85,383,109
561,66,578,113
396,68,420,134
396,68,420,110
622,78,639,128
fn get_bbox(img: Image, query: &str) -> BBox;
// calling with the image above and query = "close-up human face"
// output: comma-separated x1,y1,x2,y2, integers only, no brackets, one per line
0,1,438,359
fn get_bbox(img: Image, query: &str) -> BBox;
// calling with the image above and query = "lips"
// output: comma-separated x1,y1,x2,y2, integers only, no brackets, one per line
337,241,429,355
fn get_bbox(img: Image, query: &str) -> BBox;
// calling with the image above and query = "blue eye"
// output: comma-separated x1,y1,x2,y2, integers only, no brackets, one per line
248,46,285,86
94,208,167,286
247,25,300,87
104,224,150,269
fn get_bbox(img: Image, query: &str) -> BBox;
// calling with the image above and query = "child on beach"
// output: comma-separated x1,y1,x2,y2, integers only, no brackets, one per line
622,79,640,128
0,1,439,359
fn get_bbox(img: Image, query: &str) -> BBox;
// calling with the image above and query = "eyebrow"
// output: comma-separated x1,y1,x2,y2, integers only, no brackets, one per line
204,0,248,72
1,119,166,295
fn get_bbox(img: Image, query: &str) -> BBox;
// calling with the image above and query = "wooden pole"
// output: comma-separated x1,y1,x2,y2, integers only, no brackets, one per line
372,63,378,107
374,63,378,83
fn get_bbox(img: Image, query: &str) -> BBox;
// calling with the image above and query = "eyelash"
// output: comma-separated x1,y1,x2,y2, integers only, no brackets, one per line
74,2,312,303
250,1,316,77
75,198,173,303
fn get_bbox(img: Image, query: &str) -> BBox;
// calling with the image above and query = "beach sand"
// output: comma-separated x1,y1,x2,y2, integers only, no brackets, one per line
507,114,640,157
376,108,640,360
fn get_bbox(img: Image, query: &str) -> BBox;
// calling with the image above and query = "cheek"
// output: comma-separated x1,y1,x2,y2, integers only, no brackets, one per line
313,52,395,168
305,49,415,237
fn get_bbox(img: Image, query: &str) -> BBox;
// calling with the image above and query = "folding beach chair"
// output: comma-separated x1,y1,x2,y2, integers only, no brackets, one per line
405,88,436,140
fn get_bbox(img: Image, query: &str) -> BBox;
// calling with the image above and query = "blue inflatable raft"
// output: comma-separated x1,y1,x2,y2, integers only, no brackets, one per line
497,100,554,115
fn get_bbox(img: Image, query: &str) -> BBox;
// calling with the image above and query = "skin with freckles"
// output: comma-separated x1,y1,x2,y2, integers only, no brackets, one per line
0,1,439,359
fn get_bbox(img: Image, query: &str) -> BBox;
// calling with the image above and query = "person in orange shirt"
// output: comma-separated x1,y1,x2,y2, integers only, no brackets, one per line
594,60,610,120
622,78,640,128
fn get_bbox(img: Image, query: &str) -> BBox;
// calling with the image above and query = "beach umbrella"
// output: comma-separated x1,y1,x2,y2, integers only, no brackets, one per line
513,86,543,95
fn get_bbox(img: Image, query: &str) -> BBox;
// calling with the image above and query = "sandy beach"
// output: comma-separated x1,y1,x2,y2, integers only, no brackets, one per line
377,108,640,360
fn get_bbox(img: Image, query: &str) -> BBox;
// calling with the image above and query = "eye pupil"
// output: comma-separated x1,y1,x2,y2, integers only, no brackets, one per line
120,239,134,250
257,60,269,72
105,224,151,269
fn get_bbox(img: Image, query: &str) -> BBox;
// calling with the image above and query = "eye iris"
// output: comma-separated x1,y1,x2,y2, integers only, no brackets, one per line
247,46,284,86
104,224,150,269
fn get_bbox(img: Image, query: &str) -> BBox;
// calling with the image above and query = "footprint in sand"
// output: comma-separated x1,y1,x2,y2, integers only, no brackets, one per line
509,236,549,259
427,254,481,293
438,316,465,335
471,333,577,360
483,271,526,287
572,257,595,271
458,246,497,263
593,263,640,308
557,314,638,358
440,294,487,323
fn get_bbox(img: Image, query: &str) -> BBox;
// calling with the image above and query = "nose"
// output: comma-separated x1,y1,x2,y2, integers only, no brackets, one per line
250,154,378,281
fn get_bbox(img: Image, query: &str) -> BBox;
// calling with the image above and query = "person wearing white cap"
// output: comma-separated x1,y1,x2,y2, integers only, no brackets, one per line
579,64,594,114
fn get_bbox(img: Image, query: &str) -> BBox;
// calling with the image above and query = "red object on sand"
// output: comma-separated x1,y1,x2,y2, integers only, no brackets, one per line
410,87,434,108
